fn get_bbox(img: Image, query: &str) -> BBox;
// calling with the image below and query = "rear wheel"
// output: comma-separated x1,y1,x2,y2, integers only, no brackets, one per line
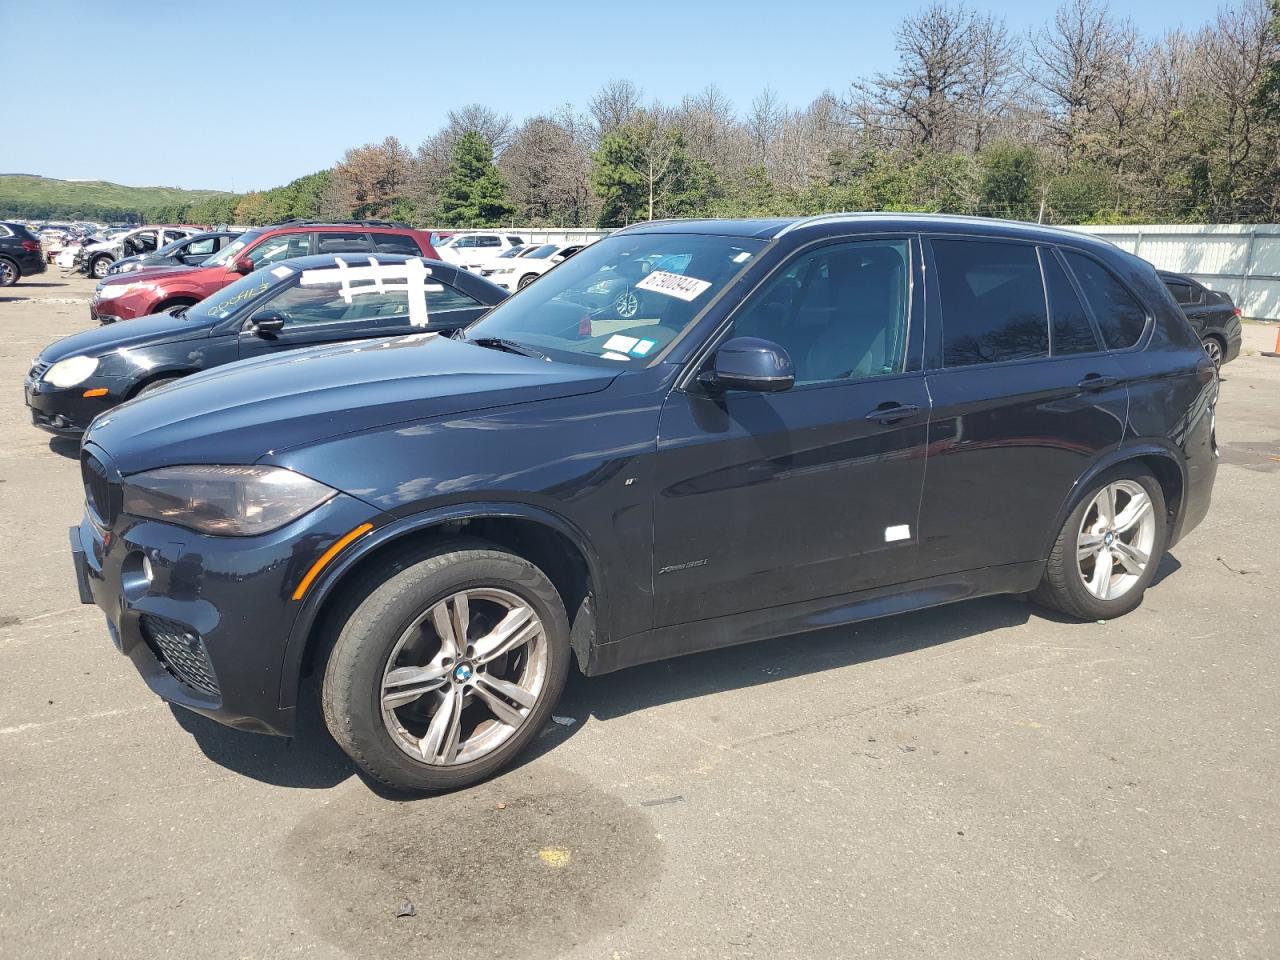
1202,336,1224,370
0,257,17,287
321,540,571,793
1031,467,1166,621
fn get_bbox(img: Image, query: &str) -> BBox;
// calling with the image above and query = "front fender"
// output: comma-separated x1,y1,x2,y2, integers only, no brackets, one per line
275,500,609,711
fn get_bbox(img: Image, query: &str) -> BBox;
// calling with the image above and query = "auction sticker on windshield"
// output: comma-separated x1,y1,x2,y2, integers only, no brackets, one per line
635,270,711,301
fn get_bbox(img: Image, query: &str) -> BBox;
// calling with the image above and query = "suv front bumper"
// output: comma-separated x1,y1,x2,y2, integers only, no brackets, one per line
71,488,380,737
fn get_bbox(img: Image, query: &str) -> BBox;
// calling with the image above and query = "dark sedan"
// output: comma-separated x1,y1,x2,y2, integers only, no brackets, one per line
107,230,241,276
25,253,506,435
1159,270,1242,368
1,221,48,287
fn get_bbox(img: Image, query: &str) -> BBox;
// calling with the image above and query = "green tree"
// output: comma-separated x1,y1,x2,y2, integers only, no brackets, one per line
978,142,1042,220
439,131,514,226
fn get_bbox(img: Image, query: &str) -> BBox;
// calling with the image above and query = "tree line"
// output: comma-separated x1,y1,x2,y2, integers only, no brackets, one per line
15,0,1279,228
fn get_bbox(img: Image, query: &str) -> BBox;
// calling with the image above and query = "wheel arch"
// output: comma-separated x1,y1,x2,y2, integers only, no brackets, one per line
126,369,197,397
278,502,608,711
1041,443,1187,560
151,296,199,314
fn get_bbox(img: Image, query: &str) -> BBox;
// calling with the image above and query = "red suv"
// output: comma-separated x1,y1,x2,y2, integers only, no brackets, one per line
90,220,437,323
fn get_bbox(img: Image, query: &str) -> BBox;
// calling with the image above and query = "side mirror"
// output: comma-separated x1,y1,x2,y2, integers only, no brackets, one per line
700,336,795,393
232,256,254,274
251,311,286,337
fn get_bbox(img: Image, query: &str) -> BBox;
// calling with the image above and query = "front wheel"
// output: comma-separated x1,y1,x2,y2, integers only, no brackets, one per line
517,273,538,290
321,540,571,793
1031,468,1166,621
90,257,112,279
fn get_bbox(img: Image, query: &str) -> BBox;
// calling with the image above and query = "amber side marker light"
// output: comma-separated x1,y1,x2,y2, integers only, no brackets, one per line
83,387,109,398
292,523,374,601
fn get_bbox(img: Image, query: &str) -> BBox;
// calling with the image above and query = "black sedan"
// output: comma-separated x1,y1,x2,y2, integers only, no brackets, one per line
25,253,506,435
1159,270,1242,368
107,230,241,276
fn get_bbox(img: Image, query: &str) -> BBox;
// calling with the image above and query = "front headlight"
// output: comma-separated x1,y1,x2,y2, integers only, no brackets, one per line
114,261,140,274
122,465,337,536
97,283,137,300
494,267,515,274
44,355,99,387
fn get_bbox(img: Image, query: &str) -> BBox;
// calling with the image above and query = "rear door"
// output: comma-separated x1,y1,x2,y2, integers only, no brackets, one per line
917,237,1128,577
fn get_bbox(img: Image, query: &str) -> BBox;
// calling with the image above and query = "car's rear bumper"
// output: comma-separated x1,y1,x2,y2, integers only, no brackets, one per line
1222,316,1243,364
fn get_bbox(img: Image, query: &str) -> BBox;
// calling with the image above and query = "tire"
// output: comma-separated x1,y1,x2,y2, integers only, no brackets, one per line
1031,466,1166,621
321,538,571,793
1202,336,1224,370
136,376,181,396
90,256,113,279
517,273,538,290
0,257,18,287
154,299,196,315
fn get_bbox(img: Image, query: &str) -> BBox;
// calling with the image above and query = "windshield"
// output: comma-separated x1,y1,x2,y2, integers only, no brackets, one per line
465,232,764,367
203,229,261,267
526,244,559,259
497,246,527,258
152,236,193,257
186,264,290,322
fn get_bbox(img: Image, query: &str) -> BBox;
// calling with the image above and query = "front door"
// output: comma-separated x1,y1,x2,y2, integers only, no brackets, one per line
653,237,931,626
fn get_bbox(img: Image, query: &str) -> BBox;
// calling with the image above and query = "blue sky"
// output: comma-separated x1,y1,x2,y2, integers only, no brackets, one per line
5,0,1224,192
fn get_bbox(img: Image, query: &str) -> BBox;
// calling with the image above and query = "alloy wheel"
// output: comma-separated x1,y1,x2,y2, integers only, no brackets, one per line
380,588,548,766
614,288,639,319
1076,480,1157,601
91,259,110,278
0,260,15,286
1203,338,1222,369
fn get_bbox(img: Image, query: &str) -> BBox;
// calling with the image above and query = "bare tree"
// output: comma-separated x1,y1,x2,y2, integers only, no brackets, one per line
967,13,1024,150
588,79,643,142
747,87,785,169
1028,0,1124,155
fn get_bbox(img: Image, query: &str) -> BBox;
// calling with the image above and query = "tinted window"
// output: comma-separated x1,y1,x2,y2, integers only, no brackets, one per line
1166,281,1194,305
730,239,910,385
1043,250,1099,355
475,235,501,248
314,232,373,254
372,232,421,255
247,231,312,268
934,239,1048,367
259,283,354,325
426,283,483,312
1063,252,1148,350
259,271,482,326
507,237,525,247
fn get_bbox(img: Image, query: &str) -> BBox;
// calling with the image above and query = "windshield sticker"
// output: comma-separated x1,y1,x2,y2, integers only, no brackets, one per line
300,256,442,327
270,266,294,279
601,351,631,361
630,339,656,356
635,270,712,302
602,334,640,353
732,251,752,263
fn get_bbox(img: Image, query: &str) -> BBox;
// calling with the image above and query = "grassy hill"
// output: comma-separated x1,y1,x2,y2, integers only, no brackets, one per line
0,174,235,222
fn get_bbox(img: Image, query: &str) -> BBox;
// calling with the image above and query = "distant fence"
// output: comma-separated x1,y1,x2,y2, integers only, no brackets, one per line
1071,224,1280,320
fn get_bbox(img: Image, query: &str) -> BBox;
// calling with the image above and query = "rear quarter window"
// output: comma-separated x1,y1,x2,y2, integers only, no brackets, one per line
372,233,422,255
1063,251,1149,350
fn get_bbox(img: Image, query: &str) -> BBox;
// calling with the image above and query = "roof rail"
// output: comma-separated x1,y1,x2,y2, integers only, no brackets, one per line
266,217,415,229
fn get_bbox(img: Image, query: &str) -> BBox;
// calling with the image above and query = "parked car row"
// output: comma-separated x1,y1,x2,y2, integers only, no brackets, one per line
18,212,1222,795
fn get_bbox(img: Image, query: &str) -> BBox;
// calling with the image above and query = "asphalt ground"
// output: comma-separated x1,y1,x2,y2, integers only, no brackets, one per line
1,271,1277,959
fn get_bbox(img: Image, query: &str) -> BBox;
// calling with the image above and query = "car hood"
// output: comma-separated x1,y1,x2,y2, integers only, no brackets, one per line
85,334,620,474
39,310,209,363
98,264,200,287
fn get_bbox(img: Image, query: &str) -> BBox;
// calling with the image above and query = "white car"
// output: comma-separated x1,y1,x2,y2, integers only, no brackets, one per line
78,225,201,279
434,232,527,272
480,243,576,291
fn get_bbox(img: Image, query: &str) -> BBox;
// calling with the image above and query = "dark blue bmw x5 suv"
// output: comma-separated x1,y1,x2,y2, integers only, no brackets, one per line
69,214,1219,792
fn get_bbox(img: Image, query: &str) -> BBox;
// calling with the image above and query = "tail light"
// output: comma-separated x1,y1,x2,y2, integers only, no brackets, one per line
21,240,39,252
1233,307,1242,317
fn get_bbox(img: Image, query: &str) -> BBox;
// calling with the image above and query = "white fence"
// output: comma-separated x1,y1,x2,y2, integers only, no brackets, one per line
1070,224,1280,320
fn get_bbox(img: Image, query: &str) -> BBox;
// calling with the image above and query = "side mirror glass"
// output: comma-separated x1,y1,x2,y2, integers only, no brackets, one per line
701,336,795,393
250,310,286,337
232,256,254,274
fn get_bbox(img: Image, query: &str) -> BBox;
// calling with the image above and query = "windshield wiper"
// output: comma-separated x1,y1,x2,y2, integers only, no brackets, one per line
466,336,549,361
171,305,189,319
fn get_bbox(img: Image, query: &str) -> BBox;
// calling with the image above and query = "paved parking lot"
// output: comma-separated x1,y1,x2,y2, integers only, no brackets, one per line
2,273,1277,959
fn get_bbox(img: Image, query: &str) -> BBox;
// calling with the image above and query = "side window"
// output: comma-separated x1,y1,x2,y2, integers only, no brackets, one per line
476,235,501,248
1166,281,1194,305
1043,250,1100,355
127,231,158,254
247,232,312,269
933,239,1048,367
256,282,353,325
507,236,525,247
185,237,218,257
454,235,475,249
428,282,483,313
1062,251,1148,350
315,231,374,254
729,239,910,385
372,232,421,255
